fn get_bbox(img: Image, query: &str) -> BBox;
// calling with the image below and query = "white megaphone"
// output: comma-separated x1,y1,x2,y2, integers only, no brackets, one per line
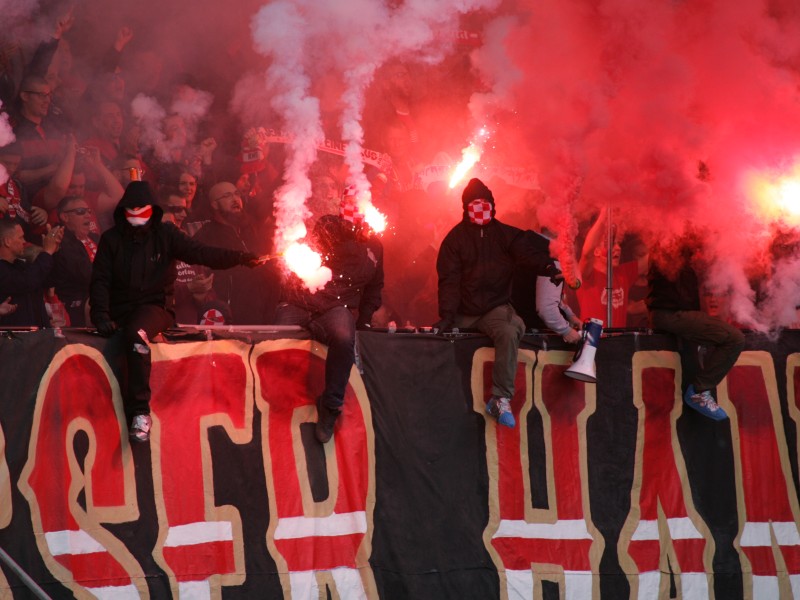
565,318,604,383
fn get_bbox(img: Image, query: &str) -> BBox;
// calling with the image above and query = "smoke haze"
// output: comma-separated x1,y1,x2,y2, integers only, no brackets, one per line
5,0,800,327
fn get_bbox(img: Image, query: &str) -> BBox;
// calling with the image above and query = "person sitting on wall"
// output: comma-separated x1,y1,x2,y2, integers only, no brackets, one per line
90,181,264,443
435,177,560,428
647,229,745,421
275,187,384,444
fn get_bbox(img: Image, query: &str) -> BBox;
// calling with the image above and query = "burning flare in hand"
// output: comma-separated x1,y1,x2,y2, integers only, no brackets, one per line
283,242,332,293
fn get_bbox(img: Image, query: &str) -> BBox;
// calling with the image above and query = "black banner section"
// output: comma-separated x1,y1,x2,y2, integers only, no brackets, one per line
0,329,798,599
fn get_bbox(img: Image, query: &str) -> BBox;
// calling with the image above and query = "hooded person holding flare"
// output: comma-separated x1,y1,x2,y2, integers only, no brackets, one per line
90,181,264,442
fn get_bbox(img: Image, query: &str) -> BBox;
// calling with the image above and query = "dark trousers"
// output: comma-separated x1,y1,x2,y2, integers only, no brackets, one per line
275,303,356,411
455,304,526,399
117,304,174,419
650,309,745,391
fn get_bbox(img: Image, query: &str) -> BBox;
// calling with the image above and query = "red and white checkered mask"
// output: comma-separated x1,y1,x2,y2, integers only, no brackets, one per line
467,199,493,226
124,205,153,227
340,195,365,226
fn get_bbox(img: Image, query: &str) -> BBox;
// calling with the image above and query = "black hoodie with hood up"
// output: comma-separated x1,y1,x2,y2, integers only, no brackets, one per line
90,181,249,323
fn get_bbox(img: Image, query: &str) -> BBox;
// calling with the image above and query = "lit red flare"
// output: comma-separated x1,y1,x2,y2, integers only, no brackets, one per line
449,142,482,189
745,168,800,223
362,204,387,233
283,242,332,292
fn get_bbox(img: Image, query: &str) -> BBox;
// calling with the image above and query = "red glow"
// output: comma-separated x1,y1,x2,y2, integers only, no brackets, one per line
449,143,482,189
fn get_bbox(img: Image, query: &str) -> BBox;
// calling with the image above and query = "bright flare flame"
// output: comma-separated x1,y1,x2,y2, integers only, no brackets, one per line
449,143,482,189
283,242,332,292
745,168,800,223
362,204,387,233
778,180,800,215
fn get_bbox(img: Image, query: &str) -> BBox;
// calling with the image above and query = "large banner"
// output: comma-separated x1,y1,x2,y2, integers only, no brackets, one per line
1,329,800,599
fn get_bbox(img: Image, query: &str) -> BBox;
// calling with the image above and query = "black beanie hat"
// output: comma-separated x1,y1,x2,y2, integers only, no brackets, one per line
461,178,494,206
120,181,156,208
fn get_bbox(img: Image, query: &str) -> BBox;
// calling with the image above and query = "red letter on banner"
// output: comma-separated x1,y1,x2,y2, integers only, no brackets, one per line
148,340,251,597
0,424,10,530
18,345,146,597
618,351,714,598
253,340,377,599
0,423,10,593
723,351,800,598
476,348,601,598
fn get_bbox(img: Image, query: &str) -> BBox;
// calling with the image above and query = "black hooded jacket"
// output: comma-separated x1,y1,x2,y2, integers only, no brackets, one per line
282,215,383,318
436,178,554,320
90,183,249,323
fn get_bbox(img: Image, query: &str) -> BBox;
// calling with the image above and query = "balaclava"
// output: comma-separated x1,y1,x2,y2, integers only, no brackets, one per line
461,178,495,226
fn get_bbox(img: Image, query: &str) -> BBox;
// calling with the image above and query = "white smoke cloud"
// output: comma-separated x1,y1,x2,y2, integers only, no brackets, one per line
0,101,15,186
130,93,166,158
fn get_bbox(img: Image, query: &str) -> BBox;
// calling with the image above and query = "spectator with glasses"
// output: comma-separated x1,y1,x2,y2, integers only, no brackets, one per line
12,76,64,197
52,195,99,326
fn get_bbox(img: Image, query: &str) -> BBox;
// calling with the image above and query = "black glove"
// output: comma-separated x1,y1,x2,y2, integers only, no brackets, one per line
240,252,261,268
543,261,563,286
356,311,374,330
432,318,454,334
94,316,118,337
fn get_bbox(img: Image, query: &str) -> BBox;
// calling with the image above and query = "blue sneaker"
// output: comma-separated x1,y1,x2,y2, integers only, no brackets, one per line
683,385,728,421
486,396,516,428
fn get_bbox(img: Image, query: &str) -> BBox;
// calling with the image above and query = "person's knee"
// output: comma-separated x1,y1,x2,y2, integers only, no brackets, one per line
730,328,746,351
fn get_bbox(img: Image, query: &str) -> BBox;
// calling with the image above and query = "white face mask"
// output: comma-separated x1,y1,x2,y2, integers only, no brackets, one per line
467,199,493,226
124,205,153,226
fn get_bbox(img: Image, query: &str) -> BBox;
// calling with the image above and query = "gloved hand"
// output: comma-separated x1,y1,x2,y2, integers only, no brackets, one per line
432,318,454,334
240,252,262,268
356,312,374,330
543,262,563,286
94,315,118,337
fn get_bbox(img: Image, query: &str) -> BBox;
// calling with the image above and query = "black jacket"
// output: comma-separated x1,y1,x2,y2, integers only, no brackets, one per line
90,198,248,323
194,218,281,324
283,215,383,319
646,263,701,312
52,230,99,326
0,252,53,327
437,217,553,320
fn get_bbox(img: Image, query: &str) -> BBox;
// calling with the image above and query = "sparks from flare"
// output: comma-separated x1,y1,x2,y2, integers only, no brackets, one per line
449,126,491,189
283,241,332,292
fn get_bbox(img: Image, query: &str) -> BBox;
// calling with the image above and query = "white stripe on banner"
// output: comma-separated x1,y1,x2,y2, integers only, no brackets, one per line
164,521,233,547
289,571,318,599
86,584,140,600
637,571,660,600
274,511,367,540
564,571,593,600
680,572,709,600
505,570,533,600
752,575,779,599
631,518,702,541
494,519,591,539
741,521,800,547
178,579,211,600
330,567,367,600
45,529,105,556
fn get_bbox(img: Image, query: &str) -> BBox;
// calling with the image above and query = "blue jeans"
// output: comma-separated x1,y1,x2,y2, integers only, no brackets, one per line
275,303,356,410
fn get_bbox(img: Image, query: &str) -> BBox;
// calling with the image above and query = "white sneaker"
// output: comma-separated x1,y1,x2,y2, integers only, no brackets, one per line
130,414,152,442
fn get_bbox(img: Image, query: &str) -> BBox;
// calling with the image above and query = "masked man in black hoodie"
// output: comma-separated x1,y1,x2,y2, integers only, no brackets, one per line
436,178,559,429
90,181,263,442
